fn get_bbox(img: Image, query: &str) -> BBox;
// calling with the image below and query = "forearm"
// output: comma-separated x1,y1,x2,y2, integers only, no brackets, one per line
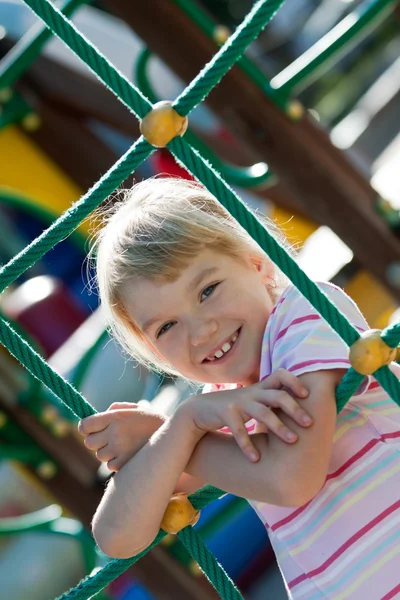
184,372,339,506
92,412,203,558
184,431,288,505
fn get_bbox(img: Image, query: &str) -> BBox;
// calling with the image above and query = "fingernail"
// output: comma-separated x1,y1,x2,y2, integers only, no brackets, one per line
301,390,308,397
302,415,312,425
250,452,259,462
286,431,297,441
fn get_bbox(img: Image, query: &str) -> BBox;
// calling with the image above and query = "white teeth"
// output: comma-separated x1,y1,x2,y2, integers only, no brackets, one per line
205,330,240,362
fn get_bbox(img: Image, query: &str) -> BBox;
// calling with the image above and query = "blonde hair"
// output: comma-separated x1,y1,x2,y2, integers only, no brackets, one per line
89,177,294,377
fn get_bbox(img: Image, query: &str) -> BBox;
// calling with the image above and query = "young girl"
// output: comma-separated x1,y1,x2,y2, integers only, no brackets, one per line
79,177,400,599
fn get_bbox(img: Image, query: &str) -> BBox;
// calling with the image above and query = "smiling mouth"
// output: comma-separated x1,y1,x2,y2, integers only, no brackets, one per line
203,328,241,363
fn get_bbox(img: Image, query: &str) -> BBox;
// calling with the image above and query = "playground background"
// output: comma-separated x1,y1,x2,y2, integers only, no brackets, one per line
0,0,399,598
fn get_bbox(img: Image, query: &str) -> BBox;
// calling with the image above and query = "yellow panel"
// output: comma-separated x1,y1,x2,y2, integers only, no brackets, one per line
272,206,318,247
345,270,397,329
0,125,89,235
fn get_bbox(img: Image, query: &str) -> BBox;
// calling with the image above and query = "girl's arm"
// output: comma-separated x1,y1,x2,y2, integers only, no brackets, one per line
92,412,204,559
185,369,341,505
93,370,338,559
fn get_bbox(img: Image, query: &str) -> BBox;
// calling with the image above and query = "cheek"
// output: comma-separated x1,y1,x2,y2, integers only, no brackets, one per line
149,332,186,366
143,337,165,361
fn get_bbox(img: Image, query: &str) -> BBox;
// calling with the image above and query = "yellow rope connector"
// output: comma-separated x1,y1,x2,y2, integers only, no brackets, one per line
349,329,397,375
160,492,200,534
140,101,188,148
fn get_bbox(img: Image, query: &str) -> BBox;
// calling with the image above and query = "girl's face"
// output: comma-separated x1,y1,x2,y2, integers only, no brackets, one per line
121,248,276,386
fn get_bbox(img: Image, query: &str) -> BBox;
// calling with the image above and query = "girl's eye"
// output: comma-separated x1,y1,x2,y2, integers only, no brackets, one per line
157,321,175,338
201,283,219,301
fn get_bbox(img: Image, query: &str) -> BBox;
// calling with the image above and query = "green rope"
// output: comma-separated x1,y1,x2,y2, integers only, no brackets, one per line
0,137,154,293
167,138,400,406
189,485,228,510
335,369,366,413
168,138,360,345
178,527,244,600
381,322,400,348
57,530,166,600
17,0,399,407
21,0,152,119
172,0,285,116
0,0,399,597
0,0,89,92
0,317,96,419
56,487,233,599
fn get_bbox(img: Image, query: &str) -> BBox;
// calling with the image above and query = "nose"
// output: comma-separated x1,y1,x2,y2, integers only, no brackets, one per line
190,318,218,347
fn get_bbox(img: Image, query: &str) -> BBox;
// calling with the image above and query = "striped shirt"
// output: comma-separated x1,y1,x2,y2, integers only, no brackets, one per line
205,282,400,599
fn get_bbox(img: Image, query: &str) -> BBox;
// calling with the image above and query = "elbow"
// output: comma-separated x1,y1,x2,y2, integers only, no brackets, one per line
278,474,325,508
92,516,156,560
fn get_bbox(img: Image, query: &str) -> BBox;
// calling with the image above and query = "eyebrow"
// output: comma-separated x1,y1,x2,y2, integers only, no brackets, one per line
141,266,219,334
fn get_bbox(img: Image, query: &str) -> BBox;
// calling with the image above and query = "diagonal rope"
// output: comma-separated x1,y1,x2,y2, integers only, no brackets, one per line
0,137,154,293
178,527,244,600
168,138,400,406
173,0,285,116
21,0,152,118
0,0,399,598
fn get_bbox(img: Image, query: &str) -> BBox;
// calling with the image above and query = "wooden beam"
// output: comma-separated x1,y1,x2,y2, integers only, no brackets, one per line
0,38,139,137
21,96,135,192
105,0,400,300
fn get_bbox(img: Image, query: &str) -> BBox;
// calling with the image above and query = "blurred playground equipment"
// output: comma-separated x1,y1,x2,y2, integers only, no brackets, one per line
0,0,399,598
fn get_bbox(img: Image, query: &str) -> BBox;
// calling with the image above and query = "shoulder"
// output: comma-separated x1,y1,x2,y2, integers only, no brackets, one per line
261,282,370,384
267,281,368,342
273,281,368,322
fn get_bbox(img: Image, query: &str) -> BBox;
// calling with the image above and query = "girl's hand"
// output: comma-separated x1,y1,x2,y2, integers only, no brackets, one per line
77,402,165,472
177,369,312,463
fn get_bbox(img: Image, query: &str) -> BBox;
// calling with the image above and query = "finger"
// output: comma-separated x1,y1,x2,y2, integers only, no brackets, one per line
84,431,109,451
107,457,122,472
108,402,138,411
96,445,116,462
252,404,298,443
78,413,111,435
262,390,313,427
227,412,260,462
261,369,308,398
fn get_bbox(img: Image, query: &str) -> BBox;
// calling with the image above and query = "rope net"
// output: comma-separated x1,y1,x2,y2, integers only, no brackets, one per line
0,0,399,598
